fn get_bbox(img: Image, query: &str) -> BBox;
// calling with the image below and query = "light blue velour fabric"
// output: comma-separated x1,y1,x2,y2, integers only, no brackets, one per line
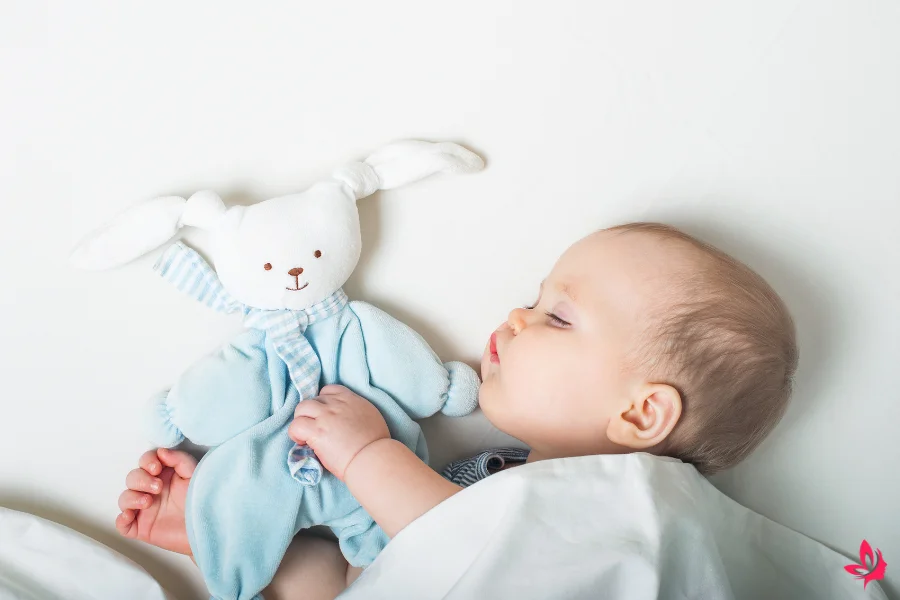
145,244,479,600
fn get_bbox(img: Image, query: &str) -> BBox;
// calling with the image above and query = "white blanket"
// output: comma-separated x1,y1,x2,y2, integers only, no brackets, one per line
342,454,886,600
0,507,172,600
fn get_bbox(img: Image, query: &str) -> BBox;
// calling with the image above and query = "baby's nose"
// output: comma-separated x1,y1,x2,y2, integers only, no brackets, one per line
288,267,304,277
507,308,528,335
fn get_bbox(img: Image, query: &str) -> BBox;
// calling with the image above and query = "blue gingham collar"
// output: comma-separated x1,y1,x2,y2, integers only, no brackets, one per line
154,241,348,331
242,289,349,336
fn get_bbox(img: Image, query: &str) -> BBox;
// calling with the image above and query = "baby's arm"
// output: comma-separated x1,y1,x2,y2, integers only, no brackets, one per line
290,385,464,538
345,438,463,538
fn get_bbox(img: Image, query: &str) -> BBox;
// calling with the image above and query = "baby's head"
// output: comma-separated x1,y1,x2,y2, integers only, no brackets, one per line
479,223,798,475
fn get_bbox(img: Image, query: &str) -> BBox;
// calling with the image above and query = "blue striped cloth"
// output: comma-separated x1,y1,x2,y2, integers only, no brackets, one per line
441,447,530,488
154,242,348,486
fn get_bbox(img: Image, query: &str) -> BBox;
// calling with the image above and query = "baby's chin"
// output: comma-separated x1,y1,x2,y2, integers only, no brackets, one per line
478,384,534,447
479,352,493,382
479,356,489,381
477,382,505,428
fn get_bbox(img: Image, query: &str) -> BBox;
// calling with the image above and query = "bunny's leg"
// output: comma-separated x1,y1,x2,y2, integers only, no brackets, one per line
326,509,390,569
186,415,363,600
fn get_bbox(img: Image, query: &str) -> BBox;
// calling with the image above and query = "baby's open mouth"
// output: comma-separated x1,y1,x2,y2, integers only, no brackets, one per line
285,282,309,292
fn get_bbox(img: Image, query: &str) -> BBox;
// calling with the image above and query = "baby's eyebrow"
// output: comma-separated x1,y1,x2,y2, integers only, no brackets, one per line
557,282,578,303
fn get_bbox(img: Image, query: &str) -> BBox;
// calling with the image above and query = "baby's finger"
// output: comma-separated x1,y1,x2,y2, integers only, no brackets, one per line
115,510,137,537
126,468,162,494
118,489,153,511
319,385,347,396
138,450,162,476
156,448,197,479
288,416,318,445
294,398,325,419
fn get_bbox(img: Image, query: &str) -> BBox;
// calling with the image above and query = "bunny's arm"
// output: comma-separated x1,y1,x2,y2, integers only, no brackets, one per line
347,301,479,419
144,329,276,447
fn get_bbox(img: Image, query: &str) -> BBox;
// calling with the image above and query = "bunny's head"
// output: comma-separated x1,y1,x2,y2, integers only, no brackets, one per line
209,184,362,309
70,141,484,310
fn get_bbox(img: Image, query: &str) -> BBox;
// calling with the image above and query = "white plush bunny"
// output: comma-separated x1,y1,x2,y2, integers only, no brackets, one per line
71,141,484,600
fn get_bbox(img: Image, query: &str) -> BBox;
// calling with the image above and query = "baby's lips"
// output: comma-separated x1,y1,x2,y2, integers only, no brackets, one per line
488,330,504,364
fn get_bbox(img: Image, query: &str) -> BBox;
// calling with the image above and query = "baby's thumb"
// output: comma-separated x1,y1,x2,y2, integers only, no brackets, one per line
156,448,197,479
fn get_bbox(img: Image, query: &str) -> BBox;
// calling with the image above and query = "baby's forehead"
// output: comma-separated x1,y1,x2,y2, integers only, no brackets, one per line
553,230,697,316
565,229,694,276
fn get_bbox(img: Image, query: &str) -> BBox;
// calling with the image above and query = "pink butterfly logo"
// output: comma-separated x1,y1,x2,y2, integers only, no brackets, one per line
844,540,887,589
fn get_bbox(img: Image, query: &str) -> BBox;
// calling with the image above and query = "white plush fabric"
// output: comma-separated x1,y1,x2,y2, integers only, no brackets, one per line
0,508,172,600
69,195,188,272
342,454,887,600
69,140,483,311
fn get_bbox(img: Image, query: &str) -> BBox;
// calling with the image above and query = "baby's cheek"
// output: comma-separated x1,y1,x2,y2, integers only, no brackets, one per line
505,355,552,408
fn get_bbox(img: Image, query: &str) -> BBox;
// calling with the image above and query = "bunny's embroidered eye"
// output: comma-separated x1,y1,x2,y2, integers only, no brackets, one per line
263,263,273,271
314,250,322,258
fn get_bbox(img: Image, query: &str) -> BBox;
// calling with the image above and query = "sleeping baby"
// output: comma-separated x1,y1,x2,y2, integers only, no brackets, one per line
116,222,797,599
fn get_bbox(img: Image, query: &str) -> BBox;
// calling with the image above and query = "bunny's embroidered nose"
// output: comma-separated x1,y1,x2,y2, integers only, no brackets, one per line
288,267,304,277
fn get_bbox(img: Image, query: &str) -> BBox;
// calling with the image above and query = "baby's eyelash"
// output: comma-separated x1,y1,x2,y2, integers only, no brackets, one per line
546,312,571,327
524,297,541,310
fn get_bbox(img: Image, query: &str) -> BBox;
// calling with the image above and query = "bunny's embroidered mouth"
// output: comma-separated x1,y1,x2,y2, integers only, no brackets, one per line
286,283,309,292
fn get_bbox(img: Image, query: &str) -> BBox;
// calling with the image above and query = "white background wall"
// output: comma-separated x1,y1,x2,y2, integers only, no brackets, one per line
1,2,897,598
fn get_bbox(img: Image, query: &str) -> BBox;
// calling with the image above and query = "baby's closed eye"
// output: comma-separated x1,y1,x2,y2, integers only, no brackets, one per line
545,312,571,327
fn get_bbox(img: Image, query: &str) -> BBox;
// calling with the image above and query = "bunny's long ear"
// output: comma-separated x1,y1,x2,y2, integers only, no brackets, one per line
70,190,226,270
332,140,484,201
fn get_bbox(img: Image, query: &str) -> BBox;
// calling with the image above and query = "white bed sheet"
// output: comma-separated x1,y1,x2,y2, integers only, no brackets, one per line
342,454,887,600
0,508,173,600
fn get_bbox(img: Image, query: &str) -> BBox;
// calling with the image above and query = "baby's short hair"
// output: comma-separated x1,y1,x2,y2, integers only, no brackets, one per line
610,222,798,475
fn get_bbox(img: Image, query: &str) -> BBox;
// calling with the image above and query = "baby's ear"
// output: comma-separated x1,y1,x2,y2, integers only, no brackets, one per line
70,190,226,270
607,384,682,450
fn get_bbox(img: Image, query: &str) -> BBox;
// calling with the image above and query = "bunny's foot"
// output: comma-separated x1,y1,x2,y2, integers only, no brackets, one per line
441,361,480,417
143,390,185,448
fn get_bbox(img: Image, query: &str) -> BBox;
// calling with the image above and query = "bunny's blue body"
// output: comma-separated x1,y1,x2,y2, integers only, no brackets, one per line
146,246,479,600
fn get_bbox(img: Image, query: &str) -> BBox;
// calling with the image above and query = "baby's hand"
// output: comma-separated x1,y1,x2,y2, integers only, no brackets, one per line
289,385,390,481
115,448,195,556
